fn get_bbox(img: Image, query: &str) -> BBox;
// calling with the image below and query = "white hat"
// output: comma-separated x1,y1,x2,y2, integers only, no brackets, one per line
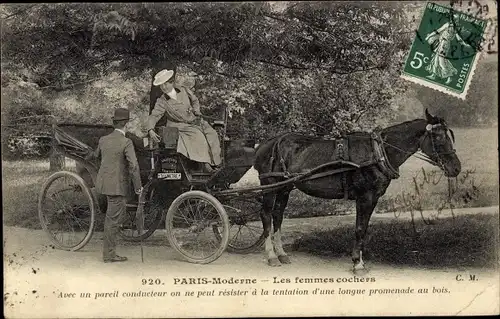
153,69,174,86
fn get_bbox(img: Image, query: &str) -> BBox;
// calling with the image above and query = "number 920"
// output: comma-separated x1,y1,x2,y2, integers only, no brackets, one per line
142,278,163,285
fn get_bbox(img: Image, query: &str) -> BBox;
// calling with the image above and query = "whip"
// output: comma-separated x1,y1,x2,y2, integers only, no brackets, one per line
136,189,147,263
135,147,156,263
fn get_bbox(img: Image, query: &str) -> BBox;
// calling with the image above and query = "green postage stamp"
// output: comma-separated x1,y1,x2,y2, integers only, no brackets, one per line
401,2,489,99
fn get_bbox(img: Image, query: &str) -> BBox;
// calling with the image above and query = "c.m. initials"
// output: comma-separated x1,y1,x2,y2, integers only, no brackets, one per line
455,274,478,281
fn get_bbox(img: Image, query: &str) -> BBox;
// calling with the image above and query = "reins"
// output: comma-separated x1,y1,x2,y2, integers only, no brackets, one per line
380,123,457,169
381,139,436,164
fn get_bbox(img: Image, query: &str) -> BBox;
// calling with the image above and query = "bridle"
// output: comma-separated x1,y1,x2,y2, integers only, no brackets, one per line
381,123,456,169
419,123,456,167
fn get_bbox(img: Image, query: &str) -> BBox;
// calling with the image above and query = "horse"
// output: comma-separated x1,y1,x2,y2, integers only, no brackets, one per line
253,109,461,271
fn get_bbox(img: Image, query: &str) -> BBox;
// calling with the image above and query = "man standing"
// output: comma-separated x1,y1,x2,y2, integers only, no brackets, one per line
94,108,142,263
147,68,222,171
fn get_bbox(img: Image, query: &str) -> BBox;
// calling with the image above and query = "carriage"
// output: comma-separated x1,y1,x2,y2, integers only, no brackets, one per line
37,109,268,264
38,106,460,269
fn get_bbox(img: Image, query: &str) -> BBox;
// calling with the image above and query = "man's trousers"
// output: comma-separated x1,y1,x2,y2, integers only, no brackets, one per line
103,195,127,260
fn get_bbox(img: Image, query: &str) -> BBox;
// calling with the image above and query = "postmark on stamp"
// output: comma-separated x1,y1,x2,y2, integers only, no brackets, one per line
401,2,493,99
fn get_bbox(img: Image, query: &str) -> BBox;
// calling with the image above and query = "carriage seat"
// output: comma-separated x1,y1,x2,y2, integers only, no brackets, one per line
212,120,225,128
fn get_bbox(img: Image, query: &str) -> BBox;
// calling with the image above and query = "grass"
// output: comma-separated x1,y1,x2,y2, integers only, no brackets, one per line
2,159,80,229
292,213,500,269
2,160,52,229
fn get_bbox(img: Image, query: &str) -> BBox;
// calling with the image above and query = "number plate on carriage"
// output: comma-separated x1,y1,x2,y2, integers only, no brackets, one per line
157,172,181,180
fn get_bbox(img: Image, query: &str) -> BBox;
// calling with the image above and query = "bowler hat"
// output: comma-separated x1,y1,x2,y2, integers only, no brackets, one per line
112,108,130,121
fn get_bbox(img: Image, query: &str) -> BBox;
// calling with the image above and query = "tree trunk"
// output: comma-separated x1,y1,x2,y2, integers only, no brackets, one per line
49,139,65,171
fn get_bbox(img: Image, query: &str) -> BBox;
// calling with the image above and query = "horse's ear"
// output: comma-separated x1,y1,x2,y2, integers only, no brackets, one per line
449,129,455,143
425,108,433,122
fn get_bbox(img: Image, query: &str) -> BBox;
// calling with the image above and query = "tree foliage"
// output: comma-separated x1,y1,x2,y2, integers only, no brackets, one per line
2,2,425,148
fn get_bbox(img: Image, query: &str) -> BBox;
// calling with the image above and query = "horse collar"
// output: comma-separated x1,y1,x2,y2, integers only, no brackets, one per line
372,131,400,180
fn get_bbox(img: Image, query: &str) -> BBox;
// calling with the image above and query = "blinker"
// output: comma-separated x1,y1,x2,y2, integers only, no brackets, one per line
426,124,444,131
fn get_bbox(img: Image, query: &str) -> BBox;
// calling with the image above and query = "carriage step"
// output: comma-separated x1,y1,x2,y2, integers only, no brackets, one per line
190,176,211,181
189,177,212,184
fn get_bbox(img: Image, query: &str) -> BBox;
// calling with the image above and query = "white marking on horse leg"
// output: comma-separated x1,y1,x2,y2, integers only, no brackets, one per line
265,234,276,257
353,250,365,271
274,229,291,264
274,229,286,256
265,234,280,266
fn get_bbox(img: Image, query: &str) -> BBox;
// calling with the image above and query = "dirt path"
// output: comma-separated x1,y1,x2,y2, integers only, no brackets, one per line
4,206,499,318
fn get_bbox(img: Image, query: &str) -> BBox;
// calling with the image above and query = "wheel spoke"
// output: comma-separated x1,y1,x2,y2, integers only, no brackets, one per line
240,223,263,231
230,225,243,243
175,203,195,226
187,198,199,222
241,224,259,238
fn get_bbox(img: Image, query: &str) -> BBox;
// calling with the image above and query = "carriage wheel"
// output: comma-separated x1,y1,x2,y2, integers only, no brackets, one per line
166,191,229,264
214,197,265,254
118,188,164,241
38,171,96,251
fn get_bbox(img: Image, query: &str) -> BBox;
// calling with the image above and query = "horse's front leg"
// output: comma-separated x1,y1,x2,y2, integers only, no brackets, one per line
272,190,292,264
352,193,378,272
262,193,280,267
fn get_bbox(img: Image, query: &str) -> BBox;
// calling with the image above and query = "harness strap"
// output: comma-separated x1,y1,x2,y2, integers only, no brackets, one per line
268,132,293,176
336,139,349,200
301,167,356,182
259,172,301,179
372,131,400,179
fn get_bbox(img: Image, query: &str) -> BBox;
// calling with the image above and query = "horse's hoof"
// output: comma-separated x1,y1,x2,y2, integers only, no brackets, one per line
278,255,291,264
353,268,369,276
352,263,368,275
353,262,364,270
268,258,281,267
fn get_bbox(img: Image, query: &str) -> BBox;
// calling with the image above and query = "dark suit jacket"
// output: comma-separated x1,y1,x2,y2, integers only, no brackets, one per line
94,130,142,196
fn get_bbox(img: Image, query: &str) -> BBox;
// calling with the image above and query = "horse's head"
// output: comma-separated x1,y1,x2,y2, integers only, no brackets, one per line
419,109,461,177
